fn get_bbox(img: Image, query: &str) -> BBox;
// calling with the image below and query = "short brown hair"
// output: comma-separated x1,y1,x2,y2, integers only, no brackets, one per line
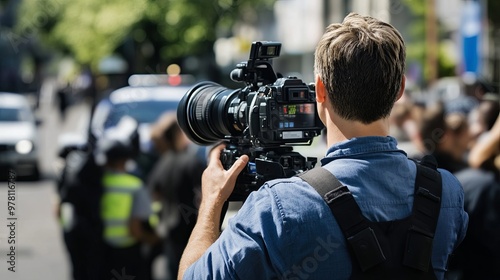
314,13,406,123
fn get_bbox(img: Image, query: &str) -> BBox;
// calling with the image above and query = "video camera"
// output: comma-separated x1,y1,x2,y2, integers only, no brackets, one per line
177,41,323,201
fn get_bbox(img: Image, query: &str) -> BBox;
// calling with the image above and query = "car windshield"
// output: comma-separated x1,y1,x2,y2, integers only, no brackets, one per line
104,100,179,128
0,107,33,122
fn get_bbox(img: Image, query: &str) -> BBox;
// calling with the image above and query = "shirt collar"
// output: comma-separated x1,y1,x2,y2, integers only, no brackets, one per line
320,136,405,165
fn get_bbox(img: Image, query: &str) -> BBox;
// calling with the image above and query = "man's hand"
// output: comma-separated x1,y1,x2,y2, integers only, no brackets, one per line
178,143,248,280
201,144,249,208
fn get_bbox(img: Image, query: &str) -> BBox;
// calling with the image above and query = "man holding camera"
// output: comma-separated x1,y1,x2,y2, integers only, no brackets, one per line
178,13,468,279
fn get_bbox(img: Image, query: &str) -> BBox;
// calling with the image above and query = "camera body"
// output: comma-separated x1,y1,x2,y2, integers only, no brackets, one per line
177,41,323,201
247,77,321,147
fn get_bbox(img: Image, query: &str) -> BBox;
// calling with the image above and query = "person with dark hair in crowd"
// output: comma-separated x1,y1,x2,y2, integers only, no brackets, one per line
418,102,471,173
178,13,468,279
147,112,206,280
449,111,500,279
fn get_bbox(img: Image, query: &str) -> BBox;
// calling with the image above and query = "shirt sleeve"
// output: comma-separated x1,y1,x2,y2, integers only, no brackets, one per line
131,187,152,220
183,184,289,279
432,169,469,279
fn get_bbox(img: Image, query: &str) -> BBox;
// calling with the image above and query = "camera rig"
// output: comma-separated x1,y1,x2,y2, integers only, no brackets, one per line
177,41,323,201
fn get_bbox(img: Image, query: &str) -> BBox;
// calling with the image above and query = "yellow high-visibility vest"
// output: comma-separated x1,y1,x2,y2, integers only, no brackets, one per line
101,172,142,248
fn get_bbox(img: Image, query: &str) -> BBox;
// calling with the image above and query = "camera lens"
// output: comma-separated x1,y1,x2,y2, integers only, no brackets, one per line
177,82,242,145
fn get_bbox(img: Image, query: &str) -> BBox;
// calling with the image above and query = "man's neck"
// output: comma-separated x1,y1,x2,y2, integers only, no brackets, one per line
325,116,390,147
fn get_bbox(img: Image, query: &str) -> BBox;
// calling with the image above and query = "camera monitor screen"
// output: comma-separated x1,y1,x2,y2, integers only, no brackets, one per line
277,104,315,129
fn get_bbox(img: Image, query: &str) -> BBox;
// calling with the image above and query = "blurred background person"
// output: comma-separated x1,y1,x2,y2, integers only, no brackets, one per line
57,146,104,280
450,111,500,280
445,78,493,117
98,117,160,279
56,82,70,120
389,92,426,159
147,112,206,280
417,101,472,173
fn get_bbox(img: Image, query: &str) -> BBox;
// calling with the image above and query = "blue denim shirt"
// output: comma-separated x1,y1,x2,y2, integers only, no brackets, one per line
184,136,468,279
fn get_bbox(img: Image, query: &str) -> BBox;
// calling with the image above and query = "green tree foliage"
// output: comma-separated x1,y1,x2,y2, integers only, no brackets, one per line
404,0,500,85
403,0,457,84
16,0,146,68
16,0,274,71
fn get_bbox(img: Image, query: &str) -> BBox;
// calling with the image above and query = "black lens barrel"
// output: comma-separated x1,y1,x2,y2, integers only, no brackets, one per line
177,82,241,145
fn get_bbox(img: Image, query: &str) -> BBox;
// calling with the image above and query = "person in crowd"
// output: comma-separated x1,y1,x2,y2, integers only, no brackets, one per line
446,78,494,116
418,102,471,173
57,148,104,280
147,112,206,280
450,112,500,279
98,118,160,279
56,82,70,119
389,93,426,159
178,13,468,279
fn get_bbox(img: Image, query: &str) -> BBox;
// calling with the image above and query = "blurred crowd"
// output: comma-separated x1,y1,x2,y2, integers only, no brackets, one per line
389,78,500,279
57,110,206,280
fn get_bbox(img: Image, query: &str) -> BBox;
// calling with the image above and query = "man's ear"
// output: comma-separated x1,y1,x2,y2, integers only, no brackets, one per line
396,75,406,102
315,75,327,103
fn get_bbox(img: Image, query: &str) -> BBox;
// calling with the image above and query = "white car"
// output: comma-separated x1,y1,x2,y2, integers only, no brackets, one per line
0,93,40,180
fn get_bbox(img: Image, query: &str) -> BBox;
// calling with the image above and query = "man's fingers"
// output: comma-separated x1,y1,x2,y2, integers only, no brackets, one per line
208,144,225,165
227,155,249,177
206,144,249,180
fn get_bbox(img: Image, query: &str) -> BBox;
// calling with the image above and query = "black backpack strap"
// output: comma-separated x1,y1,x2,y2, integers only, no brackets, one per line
298,168,386,271
299,156,443,274
298,167,342,198
404,155,442,271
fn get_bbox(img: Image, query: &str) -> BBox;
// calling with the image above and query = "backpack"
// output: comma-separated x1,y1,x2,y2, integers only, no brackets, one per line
298,155,442,279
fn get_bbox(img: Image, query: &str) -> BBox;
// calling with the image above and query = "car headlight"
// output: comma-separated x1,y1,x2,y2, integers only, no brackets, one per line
15,140,33,154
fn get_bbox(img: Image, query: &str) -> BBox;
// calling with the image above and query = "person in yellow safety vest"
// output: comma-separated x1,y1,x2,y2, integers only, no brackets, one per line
99,136,160,280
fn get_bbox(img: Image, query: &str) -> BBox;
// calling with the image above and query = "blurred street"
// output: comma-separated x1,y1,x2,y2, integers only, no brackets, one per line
0,78,90,280
0,179,69,279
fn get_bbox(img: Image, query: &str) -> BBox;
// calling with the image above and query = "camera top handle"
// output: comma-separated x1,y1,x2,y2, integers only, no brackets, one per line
230,41,282,89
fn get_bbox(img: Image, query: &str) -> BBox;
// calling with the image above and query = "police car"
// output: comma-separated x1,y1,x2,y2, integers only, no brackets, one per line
57,74,198,179
90,83,192,154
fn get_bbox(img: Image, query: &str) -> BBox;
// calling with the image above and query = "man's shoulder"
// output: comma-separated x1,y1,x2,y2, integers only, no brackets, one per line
264,176,317,199
436,168,465,208
256,175,331,219
103,172,144,190
239,175,340,242
437,168,462,187
123,173,144,185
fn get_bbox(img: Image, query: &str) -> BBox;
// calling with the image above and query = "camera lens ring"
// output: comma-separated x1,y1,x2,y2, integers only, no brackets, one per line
177,81,241,145
185,82,219,144
178,82,213,145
